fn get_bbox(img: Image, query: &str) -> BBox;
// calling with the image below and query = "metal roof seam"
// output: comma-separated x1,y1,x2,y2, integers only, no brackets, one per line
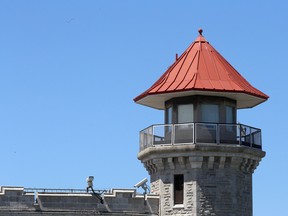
184,50,201,89
151,52,188,93
199,46,213,88
147,66,174,93
208,48,222,83
205,52,219,89
184,73,197,90
213,48,261,94
174,48,199,90
165,49,190,91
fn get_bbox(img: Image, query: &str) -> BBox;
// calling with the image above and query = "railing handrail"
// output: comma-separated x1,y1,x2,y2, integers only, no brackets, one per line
24,188,109,194
139,122,262,151
143,122,260,128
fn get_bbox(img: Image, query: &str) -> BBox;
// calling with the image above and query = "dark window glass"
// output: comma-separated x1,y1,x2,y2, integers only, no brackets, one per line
174,174,184,205
225,106,233,123
177,104,194,123
201,104,219,123
167,106,173,124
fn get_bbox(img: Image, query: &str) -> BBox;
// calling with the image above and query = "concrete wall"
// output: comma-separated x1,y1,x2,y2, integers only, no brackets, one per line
0,187,159,216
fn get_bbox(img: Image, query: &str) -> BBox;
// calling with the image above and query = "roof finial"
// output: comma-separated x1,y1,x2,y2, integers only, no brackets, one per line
198,28,203,35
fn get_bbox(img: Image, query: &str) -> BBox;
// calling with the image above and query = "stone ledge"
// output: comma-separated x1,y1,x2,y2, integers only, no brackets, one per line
140,144,265,174
138,143,265,161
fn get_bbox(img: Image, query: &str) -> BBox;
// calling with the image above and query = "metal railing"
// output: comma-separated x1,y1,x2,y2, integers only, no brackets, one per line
24,188,109,194
139,123,262,151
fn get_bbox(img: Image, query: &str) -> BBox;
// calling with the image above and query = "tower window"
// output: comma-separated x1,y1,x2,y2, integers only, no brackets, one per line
177,104,194,123
166,106,173,124
225,105,234,123
201,104,219,123
174,174,184,205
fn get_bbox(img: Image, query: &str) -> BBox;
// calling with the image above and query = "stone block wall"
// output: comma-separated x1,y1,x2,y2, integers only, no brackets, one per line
149,160,253,216
140,144,265,216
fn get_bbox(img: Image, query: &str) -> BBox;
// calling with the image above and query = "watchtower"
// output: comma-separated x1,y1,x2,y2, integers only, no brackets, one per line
134,29,268,216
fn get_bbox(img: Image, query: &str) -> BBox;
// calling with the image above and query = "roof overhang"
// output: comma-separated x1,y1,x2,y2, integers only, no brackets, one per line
135,90,267,110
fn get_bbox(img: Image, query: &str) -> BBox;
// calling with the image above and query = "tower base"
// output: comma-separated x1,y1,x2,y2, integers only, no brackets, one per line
138,144,265,216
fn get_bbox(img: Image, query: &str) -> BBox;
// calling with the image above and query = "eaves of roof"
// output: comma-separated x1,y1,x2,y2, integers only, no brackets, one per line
134,29,268,109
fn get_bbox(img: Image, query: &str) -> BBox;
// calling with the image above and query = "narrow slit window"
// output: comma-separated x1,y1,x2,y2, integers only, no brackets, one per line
174,174,184,205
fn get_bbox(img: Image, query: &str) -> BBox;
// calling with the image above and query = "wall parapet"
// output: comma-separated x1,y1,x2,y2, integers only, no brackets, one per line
0,186,159,215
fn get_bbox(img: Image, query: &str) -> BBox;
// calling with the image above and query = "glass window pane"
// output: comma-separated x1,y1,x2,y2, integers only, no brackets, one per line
195,123,217,143
167,106,173,124
201,104,219,123
174,123,194,144
153,125,172,145
178,104,193,123
174,174,184,205
226,106,233,124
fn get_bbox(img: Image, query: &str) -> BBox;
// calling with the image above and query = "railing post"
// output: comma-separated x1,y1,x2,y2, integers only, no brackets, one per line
193,123,195,144
239,124,242,146
249,127,252,147
216,123,219,144
260,130,262,149
152,125,155,146
194,123,197,144
171,124,174,145
139,131,142,151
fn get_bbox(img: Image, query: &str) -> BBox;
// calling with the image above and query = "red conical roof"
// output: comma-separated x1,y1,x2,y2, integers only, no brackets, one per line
134,29,268,109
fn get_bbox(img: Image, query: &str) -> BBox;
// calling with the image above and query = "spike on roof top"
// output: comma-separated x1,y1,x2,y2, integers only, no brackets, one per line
134,29,269,110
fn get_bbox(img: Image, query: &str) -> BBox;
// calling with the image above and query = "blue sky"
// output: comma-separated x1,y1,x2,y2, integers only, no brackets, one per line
0,1,286,215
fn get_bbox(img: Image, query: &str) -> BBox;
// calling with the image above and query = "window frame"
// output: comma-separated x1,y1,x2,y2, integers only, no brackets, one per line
174,174,184,205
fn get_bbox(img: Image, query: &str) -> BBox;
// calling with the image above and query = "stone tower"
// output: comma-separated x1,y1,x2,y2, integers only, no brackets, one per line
134,29,268,216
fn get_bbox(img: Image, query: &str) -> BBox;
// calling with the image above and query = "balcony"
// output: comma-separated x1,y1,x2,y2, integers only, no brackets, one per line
139,123,262,151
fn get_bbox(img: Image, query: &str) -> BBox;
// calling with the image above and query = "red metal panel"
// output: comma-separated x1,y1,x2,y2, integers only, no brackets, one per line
177,52,199,90
167,50,197,91
134,29,269,108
